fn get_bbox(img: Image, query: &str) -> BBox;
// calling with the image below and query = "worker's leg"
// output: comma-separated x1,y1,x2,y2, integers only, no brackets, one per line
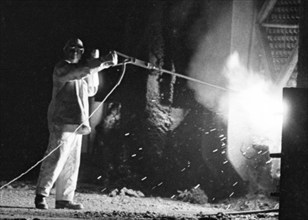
36,131,73,197
55,133,82,201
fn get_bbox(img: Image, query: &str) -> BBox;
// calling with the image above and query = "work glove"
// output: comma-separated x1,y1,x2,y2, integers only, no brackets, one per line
101,51,118,67
110,50,118,66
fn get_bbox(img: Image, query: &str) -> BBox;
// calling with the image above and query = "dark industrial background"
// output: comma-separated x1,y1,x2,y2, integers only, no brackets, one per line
1,2,308,214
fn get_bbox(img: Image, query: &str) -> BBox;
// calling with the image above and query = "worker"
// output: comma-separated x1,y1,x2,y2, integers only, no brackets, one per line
34,38,117,210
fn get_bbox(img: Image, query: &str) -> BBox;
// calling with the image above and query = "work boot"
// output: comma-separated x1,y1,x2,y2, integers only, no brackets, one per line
55,200,84,210
35,195,48,209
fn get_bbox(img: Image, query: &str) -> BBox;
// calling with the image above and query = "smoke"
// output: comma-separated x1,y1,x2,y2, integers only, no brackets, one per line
187,1,231,119
187,2,283,189
186,1,283,150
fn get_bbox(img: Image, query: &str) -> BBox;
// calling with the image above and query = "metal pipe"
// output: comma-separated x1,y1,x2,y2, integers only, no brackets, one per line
114,51,233,92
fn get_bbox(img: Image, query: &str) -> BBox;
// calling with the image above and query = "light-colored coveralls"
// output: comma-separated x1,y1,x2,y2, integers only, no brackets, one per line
36,59,101,201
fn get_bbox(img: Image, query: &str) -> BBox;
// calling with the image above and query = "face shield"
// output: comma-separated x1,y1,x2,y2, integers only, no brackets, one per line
63,38,84,63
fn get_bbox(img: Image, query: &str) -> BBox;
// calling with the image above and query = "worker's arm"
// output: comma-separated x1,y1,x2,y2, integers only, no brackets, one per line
85,70,99,97
85,51,118,96
54,59,103,83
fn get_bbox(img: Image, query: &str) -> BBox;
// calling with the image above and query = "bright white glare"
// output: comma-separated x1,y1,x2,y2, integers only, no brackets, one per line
226,52,283,185
229,86,284,138
225,52,284,147
227,51,240,69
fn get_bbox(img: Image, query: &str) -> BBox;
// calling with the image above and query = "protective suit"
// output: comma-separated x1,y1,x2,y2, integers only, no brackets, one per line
36,60,99,201
35,38,117,209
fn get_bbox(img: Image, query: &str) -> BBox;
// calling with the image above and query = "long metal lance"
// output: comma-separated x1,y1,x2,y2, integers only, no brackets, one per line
114,51,231,92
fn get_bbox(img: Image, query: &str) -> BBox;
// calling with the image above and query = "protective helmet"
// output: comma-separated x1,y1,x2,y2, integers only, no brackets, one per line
63,38,84,54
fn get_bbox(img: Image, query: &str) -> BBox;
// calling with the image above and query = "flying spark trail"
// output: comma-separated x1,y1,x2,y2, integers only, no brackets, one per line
194,184,200,189
131,154,136,157
141,177,147,181
97,176,102,180
181,168,186,172
124,133,130,136
266,159,272,164
229,192,234,197
262,151,268,155
221,150,226,154
212,149,218,153
223,160,229,164
232,182,238,186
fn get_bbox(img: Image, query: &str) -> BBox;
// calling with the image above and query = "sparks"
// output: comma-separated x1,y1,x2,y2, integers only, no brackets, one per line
266,159,272,164
194,184,200,189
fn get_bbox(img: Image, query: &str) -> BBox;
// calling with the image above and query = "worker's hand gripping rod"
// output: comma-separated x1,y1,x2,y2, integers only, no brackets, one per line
114,51,156,70
113,51,229,91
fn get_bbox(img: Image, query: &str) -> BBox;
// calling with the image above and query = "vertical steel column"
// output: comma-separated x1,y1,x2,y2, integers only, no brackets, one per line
280,88,308,220
297,0,308,88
